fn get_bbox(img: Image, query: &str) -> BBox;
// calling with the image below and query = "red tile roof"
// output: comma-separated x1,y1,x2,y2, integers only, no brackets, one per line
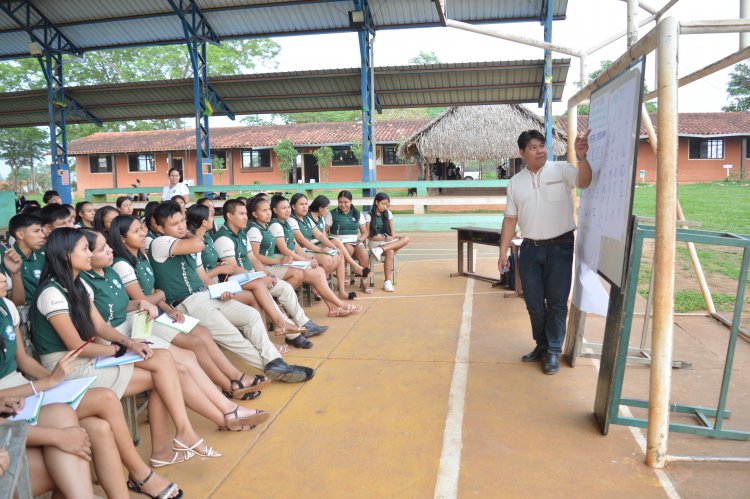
557,112,750,137
68,120,429,155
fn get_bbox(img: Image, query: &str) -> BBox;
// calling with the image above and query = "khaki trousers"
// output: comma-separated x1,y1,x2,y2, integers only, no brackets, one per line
177,291,280,370
271,279,309,328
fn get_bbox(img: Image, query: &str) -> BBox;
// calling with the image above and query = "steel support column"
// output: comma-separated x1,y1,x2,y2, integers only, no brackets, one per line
170,0,235,187
540,0,554,158
355,0,377,190
0,0,102,203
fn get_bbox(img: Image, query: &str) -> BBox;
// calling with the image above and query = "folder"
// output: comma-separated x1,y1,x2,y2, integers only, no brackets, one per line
94,351,143,369
155,312,200,334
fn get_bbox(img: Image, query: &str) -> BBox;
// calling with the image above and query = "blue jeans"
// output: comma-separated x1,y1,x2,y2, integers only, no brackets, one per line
518,240,574,356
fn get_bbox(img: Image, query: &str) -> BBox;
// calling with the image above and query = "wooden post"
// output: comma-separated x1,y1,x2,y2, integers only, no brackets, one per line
646,16,679,469
627,0,639,46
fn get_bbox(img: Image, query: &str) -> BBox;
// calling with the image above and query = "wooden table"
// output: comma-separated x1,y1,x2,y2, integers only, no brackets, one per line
450,226,505,287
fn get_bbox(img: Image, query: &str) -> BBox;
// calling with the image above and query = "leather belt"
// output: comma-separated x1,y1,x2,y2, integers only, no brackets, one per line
169,287,207,308
524,230,575,246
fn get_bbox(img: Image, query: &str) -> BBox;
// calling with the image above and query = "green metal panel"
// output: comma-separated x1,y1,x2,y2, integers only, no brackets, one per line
395,214,504,232
0,191,15,232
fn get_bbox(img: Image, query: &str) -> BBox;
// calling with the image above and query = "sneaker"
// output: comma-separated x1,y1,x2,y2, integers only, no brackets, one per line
371,246,384,262
264,358,315,383
285,334,313,349
383,280,394,292
302,320,329,338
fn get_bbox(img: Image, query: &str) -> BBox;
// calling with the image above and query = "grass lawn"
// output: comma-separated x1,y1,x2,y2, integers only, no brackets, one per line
631,181,750,312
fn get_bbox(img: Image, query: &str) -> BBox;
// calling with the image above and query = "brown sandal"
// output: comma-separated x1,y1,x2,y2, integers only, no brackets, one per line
327,307,352,318
219,406,270,432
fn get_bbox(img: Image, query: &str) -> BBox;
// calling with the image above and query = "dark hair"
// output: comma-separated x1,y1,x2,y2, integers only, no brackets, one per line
93,206,118,233
74,201,92,225
171,194,186,203
8,213,42,238
247,196,269,222
290,193,307,209
63,204,75,217
308,195,330,213
154,201,182,227
270,194,288,216
195,197,211,206
81,227,101,253
38,204,70,227
115,196,131,209
35,228,96,341
186,204,210,233
235,196,248,204
107,215,141,267
337,190,359,220
222,199,245,221
517,129,546,150
168,167,181,177
369,192,391,237
42,190,60,204
142,201,160,230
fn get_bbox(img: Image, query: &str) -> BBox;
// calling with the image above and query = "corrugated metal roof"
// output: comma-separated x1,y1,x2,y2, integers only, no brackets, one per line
0,59,570,128
0,0,568,59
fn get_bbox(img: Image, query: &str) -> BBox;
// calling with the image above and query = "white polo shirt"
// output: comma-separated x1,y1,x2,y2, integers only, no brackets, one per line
505,161,579,240
162,182,189,201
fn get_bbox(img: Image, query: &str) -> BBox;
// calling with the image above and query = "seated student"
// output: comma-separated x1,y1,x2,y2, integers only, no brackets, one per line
171,195,186,214
0,274,183,498
195,197,217,236
116,196,134,216
31,228,220,466
7,214,46,304
0,243,25,307
39,203,75,235
81,228,269,428
93,205,118,234
307,195,370,278
142,201,161,251
63,204,77,225
74,201,95,228
365,192,410,292
290,193,356,301
109,215,268,399
149,202,314,382
266,194,362,317
42,190,61,205
207,201,327,348
326,190,372,294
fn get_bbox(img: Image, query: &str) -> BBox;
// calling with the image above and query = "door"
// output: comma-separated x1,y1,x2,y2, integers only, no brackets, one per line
304,154,319,183
172,157,184,182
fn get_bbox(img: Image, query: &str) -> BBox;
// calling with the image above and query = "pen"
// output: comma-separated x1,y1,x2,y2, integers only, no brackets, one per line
71,336,96,356
140,341,154,345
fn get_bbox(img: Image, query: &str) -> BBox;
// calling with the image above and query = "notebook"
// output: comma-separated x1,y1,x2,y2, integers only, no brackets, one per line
306,248,338,256
94,351,143,369
8,393,44,425
42,376,97,410
131,311,153,340
280,261,312,269
227,271,266,286
208,280,242,299
154,312,201,334
331,234,358,244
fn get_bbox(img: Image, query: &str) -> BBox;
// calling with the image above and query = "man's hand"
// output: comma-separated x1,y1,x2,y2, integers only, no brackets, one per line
498,251,510,274
574,128,591,160
2,248,21,275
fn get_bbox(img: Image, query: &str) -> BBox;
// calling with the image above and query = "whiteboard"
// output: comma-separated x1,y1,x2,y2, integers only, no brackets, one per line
576,58,644,295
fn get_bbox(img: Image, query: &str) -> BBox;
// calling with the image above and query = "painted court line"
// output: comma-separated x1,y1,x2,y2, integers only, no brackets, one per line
584,346,681,499
433,278,474,499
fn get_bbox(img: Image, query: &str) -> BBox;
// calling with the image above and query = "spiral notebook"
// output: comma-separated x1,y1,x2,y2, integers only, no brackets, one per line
8,393,44,425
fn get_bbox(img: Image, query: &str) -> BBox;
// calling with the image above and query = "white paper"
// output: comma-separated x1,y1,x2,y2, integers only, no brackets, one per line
42,376,97,406
8,393,43,425
94,351,143,369
208,280,242,298
577,262,610,317
155,313,200,334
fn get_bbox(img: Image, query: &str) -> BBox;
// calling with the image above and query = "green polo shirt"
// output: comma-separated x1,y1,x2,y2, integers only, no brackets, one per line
290,214,315,240
80,267,130,328
15,242,45,304
201,232,220,271
148,236,205,304
328,208,362,236
270,218,296,251
213,225,253,269
246,221,276,257
366,210,394,236
307,213,326,234
0,299,19,379
30,279,73,356
113,254,156,296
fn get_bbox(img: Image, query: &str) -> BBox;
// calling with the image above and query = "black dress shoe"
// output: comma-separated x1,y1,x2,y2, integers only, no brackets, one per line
543,354,560,375
521,346,546,362
285,335,313,349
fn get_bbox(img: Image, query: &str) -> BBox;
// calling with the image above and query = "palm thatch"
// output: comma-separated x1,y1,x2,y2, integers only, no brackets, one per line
399,104,567,162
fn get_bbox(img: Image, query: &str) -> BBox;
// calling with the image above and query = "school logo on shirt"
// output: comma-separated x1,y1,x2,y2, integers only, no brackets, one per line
33,269,41,279
145,267,153,276
112,278,122,289
5,324,15,341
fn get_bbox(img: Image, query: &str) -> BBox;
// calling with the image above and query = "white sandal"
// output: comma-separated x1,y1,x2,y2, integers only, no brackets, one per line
172,438,222,458
150,450,194,468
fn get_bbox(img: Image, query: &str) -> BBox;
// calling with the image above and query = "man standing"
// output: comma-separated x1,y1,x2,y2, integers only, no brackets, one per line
498,129,591,375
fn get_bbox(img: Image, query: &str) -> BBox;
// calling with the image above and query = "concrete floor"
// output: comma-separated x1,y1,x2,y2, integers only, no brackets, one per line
123,233,750,498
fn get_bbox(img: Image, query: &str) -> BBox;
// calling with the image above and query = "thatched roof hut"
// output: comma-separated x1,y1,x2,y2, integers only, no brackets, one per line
399,104,568,162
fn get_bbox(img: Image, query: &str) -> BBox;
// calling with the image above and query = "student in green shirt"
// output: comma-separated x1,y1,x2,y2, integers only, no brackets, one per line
109,215,268,400
74,201,95,228
31,227,220,469
39,203,75,236
8,213,46,304
365,192,411,292
265,194,362,318
326,190,373,294
0,242,25,307
0,272,185,499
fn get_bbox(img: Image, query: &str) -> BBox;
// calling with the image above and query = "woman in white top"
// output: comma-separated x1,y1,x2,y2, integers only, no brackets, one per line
161,168,189,202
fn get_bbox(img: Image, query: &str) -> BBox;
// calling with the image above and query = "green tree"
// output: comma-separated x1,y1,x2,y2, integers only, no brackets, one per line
577,60,657,115
273,139,297,183
722,63,750,112
0,127,48,192
408,51,440,65
313,145,333,182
